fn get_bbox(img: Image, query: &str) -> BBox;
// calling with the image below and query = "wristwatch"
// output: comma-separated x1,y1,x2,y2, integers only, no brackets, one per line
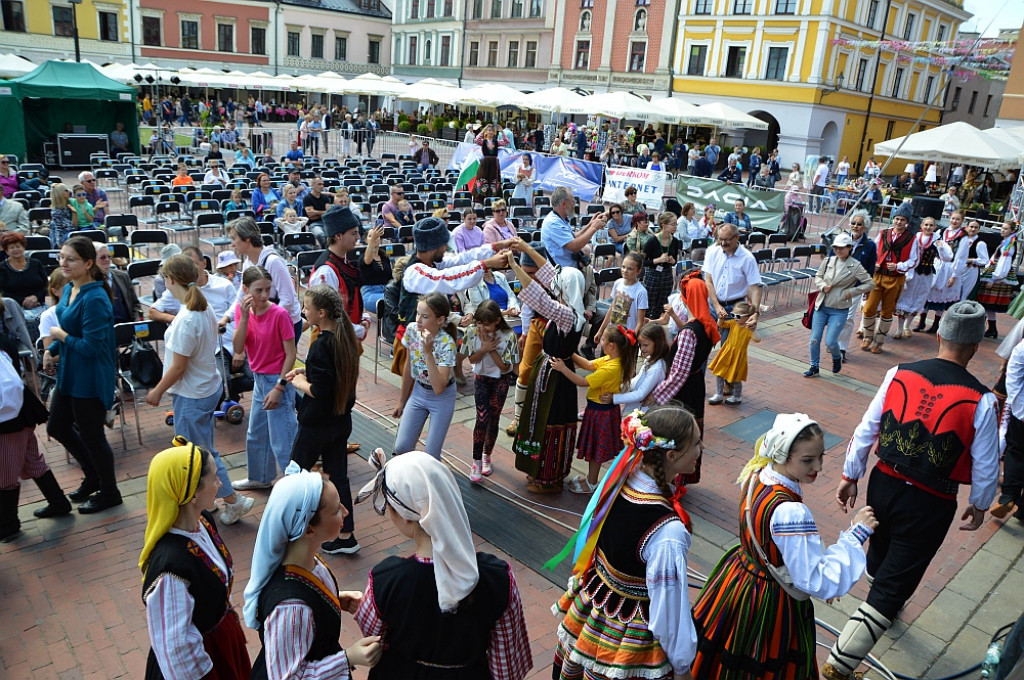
277,378,288,388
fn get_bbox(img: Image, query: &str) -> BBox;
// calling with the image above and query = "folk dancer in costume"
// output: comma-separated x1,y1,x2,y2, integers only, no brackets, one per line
822,301,999,680
506,242,588,494
858,202,918,353
506,247,547,437
957,220,989,309
141,441,251,680
548,407,702,680
391,216,514,375
892,217,951,339
474,124,510,204
919,210,967,333
690,413,877,680
353,451,533,680
976,221,1020,339
244,464,383,679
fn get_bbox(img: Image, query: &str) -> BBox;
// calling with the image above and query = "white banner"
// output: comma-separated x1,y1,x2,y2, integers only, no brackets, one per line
603,166,667,209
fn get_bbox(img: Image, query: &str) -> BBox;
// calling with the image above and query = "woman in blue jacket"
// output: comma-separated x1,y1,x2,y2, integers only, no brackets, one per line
42,236,121,514
251,173,282,218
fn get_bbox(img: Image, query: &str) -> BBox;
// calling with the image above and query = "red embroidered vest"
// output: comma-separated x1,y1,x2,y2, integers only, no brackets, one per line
875,228,914,270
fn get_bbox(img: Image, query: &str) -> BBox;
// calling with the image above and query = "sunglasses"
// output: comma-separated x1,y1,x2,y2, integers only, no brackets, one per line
851,221,864,226
610,210,622,215
494,208,507,213
75,193,88,197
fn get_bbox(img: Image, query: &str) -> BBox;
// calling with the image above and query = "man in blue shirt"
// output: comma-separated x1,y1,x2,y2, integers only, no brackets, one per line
723,199,751,233
694,151,713,178
717,158,743,184
540,186,606,268
575,128,588,159
285,140,304,169
705,141,721,168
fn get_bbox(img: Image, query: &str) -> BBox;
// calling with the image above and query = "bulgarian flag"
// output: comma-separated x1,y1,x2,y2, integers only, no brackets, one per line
456,157,480,192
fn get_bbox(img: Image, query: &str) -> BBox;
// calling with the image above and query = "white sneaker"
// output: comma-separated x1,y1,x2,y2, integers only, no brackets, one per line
231,478,272,491
219,495,255,524
470,462,483,483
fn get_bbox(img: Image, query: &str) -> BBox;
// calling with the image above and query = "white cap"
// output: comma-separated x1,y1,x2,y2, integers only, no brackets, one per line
217,250,241,268
833,233,854,248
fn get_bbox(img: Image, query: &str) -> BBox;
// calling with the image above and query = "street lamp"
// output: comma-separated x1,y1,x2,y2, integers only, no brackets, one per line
68,0,82,63
820,73,845,100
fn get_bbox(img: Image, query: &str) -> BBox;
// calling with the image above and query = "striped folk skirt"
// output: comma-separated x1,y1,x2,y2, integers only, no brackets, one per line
576,401,621,466
973,265,1020,313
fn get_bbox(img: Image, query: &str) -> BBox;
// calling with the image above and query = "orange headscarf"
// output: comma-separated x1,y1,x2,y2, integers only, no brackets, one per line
679,271,721,345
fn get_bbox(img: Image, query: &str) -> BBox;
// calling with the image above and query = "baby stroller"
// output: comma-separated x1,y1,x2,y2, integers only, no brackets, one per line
780,203,808,241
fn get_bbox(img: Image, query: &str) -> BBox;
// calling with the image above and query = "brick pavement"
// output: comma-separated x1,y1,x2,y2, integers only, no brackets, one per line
1,293,1020,678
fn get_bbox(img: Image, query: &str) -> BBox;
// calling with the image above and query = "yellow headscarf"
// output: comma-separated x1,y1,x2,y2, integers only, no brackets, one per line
139,439,204,575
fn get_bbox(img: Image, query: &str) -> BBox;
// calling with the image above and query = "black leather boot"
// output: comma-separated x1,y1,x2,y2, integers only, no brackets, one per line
32,471,72,518
924,315,941,334
986,320,998,339
0,487,21,542
914,313,927,332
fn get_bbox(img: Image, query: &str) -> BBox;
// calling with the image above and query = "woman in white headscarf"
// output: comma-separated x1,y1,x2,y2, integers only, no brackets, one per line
506,241,588,494
244,463,382,679
353,450,533,679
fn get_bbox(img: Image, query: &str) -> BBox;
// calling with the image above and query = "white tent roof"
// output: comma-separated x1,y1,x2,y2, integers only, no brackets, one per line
650,97,726,127
0,54,35,79
979,127,1024,169
399,81,466,104
455,83,528,109
694,102,769,130
345,72,406,96
517,87,587,113
874,121,1009,167
560,91,673,123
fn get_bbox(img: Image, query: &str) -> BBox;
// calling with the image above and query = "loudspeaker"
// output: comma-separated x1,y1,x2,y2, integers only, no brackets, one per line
912,196,944,221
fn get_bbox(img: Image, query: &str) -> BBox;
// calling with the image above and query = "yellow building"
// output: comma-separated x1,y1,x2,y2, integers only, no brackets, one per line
0,0,133,64
672,0,971,173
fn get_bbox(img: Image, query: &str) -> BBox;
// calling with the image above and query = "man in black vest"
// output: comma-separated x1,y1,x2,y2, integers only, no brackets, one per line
822,300,999,680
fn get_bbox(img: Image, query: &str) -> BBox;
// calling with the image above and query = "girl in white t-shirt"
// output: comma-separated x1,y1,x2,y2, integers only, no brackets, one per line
144,254,255,525
602,322,670,414
37,269,67,351
461,300,520,482
597,253,649,340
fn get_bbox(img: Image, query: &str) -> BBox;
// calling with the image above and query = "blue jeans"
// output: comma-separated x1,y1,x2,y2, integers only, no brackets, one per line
172,390,233,499
246,373,297,483
362,284,386,313
394,382,456,459
809,304,848,367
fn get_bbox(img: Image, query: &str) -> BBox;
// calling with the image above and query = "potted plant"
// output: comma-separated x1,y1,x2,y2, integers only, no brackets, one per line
398,120,412,133
417,123,430,136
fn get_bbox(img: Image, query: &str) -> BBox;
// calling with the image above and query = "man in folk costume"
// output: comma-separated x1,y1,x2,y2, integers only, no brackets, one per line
822,300,999,680
858,202,918,353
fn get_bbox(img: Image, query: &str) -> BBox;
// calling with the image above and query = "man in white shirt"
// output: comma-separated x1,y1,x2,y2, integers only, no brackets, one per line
809,157,829,214
702,223,762,341
822,301,997,680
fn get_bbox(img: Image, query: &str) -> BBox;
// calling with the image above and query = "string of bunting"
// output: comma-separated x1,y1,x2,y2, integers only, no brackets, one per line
830,38,1013,80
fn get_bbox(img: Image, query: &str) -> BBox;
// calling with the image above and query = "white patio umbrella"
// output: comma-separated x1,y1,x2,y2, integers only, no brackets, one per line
694,102,769,130
398,80,465,105
874,121,1008,167
979,127,1024,169
346,72,406,96
455,83,528,109
560,91,674,123
517,87,587,113
650,97,726,126
0,54,35,78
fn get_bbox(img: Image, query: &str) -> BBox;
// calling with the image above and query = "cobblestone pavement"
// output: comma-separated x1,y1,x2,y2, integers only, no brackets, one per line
2,279,1023,679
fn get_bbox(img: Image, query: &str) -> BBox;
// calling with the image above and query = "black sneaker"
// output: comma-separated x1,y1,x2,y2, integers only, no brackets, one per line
841,350,847,364
322,536,360,554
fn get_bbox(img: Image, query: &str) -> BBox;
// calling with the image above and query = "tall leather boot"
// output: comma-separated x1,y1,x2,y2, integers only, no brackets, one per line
986,320,998,339
924,314,941,334
0,487,22,542
914,313,927,332
32,470,72,518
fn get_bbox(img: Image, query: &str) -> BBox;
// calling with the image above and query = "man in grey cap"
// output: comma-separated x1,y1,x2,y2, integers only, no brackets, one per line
822,299,999,680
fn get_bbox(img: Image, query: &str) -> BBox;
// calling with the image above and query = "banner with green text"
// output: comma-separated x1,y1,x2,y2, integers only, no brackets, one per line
675,175,786,232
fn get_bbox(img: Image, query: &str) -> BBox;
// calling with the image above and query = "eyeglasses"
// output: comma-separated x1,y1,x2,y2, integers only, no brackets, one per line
83,178,96,183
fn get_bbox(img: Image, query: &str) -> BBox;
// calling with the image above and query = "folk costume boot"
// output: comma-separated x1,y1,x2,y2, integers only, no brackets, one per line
823,603,893,680
872,317,892,353
925,314,941,334
859,315,877,350
32,471,72,518
914,313,927,332
0,487,22,542
506,382,528,436
986,320,999,339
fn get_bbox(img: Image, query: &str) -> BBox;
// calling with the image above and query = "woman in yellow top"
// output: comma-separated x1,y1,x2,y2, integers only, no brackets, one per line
550,325,638,494
708,301,760,406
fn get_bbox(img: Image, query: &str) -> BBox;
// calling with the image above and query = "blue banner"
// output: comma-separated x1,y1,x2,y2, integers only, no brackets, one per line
448,143,605,202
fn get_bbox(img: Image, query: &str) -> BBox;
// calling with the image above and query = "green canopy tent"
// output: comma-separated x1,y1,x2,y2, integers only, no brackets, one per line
0,60,140,163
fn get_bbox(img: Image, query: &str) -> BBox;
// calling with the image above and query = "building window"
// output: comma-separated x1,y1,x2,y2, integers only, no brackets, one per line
629,42,646,72
923,75,934,103
866,0,878,29
408,36,418,65
765,46,787,80
472,0,482,18
487,40,498,67
582,0,594,8
251,27,266,55
775,0,796,13
426,0,435,18
53,6,74,37
903,13,915,40
311,34,324,59
732,0,751,14
411,0,419,18
441,35,451,65
444,0,453,16
508,40,519,67
142,16,161,46
575,40,590,69
99,11,119,41
424,38,431,63
687,44,707,75
580,10,591,30
634,8,646,31
491,0,503,18
368,39,380,63
984,94,993,117
287,31,300,56
335,36,347,60
529,0,542,16
637,0,650,5
525,40,537,67
217,23,234,52
968,90,978,114
952,86,961,110
469,41,479,66
1,1,26,32
937,24,946,42
180,19,198,49
855,58,868,91
512,0,523,17
891,67,903,97
694,0,712,13
885,120,895,139
725,45,746,77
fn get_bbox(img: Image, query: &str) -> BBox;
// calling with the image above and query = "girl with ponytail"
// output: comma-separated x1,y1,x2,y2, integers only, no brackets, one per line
690,413,878,679
43,236,121,513
287,285,362,554
146,254,255,525
548,405,702,680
